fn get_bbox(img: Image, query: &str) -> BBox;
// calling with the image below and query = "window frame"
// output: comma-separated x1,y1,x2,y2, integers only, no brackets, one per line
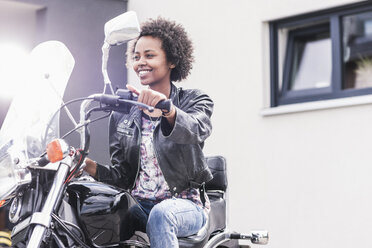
269,2,372,107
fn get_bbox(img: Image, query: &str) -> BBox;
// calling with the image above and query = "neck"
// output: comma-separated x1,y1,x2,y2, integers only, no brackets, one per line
149,81,171,98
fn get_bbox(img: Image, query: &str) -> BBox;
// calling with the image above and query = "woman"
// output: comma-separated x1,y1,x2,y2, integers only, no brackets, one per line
84,17,213,247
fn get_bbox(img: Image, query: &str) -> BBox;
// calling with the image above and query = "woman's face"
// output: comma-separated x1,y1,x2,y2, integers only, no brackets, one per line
133,36,174,87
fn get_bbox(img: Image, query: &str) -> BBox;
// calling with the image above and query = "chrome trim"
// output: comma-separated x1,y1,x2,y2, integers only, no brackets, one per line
27,157,71,248
203,232,231,248
30,212,52,227
9,196,22,223
16,168,32,186
79,95,99,148
250,230,269,245
11,216,31,237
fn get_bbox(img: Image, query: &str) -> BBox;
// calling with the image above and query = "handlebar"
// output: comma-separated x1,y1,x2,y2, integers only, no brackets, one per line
78,89,172,158
94,89,172,113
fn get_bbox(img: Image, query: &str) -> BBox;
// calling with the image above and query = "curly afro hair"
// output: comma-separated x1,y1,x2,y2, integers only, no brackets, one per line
129,17,194,82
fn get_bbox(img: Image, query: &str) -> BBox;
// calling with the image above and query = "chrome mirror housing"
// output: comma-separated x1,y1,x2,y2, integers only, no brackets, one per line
104,11,140,46
101,11,140,94
250,230,269,245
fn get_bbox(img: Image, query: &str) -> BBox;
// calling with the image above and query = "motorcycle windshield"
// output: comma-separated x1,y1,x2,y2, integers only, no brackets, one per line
0,41,75,163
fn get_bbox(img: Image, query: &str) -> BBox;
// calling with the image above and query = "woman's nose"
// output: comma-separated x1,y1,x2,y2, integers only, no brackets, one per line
138,56,147,65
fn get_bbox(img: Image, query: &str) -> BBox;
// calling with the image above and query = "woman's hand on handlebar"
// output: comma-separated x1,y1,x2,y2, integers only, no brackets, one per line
127,84,176,125
127,84,166,109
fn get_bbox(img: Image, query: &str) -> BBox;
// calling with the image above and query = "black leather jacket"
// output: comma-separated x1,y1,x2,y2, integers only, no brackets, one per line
96,83,214,196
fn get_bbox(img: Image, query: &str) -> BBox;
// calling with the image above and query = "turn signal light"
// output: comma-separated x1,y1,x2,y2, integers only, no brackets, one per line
47,139,65,163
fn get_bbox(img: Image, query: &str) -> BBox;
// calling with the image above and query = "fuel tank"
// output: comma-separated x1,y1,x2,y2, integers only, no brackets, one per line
67,179,137,246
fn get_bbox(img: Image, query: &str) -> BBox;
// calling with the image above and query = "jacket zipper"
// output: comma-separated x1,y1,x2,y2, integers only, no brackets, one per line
131,118,142,190
152,122,161,178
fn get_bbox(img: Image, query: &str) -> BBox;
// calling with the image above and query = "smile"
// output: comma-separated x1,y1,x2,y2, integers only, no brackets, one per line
138,70,152,77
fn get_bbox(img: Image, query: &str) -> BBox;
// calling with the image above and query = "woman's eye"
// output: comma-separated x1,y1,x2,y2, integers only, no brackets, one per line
146,54,154,58
133,55,140,61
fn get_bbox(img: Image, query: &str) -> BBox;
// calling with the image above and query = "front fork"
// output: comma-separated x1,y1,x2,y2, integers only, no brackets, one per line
27,156,72,248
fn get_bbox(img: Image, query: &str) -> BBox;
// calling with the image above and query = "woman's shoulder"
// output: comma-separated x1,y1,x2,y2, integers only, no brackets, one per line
177,86,210,99
178,87,213,104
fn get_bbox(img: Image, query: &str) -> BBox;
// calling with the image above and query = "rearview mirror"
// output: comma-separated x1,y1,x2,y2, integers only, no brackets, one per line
104,11,140,46
101,11,140,94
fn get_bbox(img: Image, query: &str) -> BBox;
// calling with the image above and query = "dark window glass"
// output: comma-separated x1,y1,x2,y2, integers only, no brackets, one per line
343,11,372,89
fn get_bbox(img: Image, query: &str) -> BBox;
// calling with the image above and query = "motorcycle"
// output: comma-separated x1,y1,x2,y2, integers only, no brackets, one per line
0,11,269,248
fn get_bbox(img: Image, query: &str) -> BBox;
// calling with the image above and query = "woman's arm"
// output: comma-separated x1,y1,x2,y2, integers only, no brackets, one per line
83,113,131,189
161,89,214,144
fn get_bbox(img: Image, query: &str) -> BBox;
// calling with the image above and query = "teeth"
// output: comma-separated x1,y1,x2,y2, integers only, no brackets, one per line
139,70,150,76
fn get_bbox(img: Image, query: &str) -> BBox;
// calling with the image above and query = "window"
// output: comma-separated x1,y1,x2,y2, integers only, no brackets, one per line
270,2,372,107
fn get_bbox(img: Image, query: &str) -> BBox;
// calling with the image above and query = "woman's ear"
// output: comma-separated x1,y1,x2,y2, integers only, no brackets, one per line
169,64,176,69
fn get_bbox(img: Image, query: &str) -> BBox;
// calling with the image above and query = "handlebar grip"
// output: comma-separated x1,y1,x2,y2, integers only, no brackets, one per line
37,155,49,167
95,92,171,113
230,233,242,239
155,99,172,112
94,94,120,105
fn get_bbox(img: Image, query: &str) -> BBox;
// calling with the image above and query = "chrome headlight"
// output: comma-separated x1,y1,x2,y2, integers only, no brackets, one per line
0,153,32,200
9,196,22,223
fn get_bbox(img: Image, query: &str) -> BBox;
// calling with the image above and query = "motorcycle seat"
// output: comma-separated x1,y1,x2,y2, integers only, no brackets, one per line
178,156,227,248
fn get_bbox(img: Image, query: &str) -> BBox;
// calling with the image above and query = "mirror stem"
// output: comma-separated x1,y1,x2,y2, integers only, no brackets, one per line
102,42,114,95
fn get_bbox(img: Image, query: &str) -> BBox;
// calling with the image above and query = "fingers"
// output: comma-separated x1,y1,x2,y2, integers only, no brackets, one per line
150,95,162,107
126,84,140,95
127,85,166,108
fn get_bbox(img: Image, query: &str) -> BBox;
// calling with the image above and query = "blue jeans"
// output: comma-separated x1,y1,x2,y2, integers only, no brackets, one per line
122,198,207,248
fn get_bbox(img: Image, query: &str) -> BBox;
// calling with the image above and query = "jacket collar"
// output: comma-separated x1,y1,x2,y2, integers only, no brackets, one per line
131,105,142,128
170,82,180,107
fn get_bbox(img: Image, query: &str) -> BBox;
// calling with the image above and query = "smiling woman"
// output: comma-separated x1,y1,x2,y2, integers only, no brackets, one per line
83,17,214,248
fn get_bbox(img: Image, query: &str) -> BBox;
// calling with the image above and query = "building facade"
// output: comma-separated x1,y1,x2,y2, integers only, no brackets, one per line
127,1,372,247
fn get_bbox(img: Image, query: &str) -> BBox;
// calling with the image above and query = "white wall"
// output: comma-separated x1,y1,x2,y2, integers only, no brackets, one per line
127,1,372,247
